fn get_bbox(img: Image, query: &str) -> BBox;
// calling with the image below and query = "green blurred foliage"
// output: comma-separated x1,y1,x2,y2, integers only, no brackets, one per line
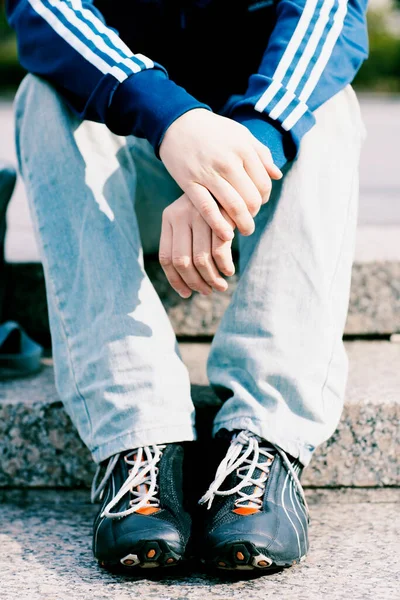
0,2,400,92
355,10,400,92
0,0,25,88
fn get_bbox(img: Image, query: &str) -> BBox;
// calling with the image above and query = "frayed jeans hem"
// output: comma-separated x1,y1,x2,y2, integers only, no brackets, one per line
91,422,197,464
212,416,314,468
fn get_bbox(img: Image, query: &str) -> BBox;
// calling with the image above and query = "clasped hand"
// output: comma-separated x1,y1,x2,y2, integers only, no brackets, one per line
159,108,282,297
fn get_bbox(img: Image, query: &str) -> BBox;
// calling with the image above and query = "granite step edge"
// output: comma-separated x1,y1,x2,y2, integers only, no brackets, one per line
3,260,400,348
0,362,399,488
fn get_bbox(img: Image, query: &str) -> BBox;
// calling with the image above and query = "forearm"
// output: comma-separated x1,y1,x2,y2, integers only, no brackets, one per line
229,0,369,167
6,0,210,152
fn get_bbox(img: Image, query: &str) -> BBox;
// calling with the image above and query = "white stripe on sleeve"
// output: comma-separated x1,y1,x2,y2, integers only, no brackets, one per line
270,0,336,119
255,0,320,112
28,0,128,81
286,0,336,94
255,80,283,113
281,101,308,130
283,0,348,129
300,0,348,102
268,89,296,119
47,0,142,74
70,1,154,69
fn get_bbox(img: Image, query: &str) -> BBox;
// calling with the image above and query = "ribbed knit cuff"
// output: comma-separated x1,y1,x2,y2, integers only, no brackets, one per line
231,107,297,170
107,69,212,156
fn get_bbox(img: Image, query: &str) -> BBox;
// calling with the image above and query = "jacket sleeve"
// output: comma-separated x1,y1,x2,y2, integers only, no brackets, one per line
6,0,210,153
230,0,369,168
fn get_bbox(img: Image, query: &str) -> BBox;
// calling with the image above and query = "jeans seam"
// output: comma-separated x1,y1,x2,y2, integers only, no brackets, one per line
18,142,94,446
319,168,357,416
40,234,94,446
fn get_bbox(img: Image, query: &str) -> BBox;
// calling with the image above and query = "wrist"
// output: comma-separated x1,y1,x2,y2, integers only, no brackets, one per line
159,108,212,160
230,107,296,170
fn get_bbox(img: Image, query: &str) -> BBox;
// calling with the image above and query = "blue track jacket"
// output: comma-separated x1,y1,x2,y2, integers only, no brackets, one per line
6,0,368,168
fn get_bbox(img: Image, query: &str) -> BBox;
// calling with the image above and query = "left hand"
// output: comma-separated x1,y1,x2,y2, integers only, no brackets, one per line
159,193,235,298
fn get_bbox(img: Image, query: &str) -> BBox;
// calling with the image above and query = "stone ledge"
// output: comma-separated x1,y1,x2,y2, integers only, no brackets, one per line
0,342,399,488
3,260,400,347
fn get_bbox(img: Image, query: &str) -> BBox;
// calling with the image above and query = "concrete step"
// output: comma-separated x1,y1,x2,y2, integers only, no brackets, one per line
0,341,399,488
0,488,398,600
3,254,400,348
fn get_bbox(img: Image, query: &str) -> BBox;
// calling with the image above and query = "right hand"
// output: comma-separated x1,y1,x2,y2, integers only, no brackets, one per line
159,108,282,241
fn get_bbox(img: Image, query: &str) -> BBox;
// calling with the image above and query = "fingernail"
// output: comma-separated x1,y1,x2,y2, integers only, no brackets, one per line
225,229,234,240
179,291,191,298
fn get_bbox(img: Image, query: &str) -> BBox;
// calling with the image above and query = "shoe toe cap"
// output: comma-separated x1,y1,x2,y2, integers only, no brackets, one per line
206,512,276,550
94,512,184,561
205,510,308,566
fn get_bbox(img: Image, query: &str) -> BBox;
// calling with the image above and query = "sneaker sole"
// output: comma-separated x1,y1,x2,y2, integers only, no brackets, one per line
97,539,184,570
205,541,307,571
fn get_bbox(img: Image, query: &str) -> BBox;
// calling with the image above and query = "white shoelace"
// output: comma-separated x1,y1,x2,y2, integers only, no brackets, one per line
91,445,166,519
199,431,309,518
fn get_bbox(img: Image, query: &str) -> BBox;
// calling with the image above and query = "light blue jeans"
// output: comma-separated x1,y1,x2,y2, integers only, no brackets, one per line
14,75,365,467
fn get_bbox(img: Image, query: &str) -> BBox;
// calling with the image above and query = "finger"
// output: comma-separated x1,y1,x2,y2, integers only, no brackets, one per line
219,206,236,229
211,206,235,276
212,230,235,277
192,213,228,292
243,151,273,206
209,175,255,236
159,219,192,298
172,222,212,295
221,161,263,217
185,183,235,242
253,141,283,180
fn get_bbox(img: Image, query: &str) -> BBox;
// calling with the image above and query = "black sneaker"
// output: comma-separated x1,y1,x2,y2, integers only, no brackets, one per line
199,430,309,571
91,443,191,569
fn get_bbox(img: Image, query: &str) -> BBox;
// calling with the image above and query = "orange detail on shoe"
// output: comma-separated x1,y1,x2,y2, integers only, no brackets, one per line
236,552,245,561
124,452,162,514
147,549,156,559
233,507,259,515
218,561,227,567
258,560,269,567
123,559,135,566
136,506,160,515
166,558,175,564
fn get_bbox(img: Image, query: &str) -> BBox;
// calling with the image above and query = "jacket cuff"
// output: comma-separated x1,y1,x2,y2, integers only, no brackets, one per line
106,69,211,156
231,107,296,170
